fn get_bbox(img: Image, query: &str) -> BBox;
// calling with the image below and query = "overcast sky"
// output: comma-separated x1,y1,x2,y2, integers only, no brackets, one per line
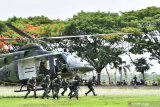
0,0,160,21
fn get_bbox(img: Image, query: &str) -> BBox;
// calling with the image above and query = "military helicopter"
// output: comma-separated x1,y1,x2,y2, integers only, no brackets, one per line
0,23,128,91
0,23,95,83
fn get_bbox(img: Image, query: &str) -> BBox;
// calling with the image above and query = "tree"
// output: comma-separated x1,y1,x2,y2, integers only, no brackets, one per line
104,66,111,85
64,11,129,84
111,58,121,84
133,58,150,81
27,16,53,25
0,21,7,34
122,7,160,67
64,35,125,85
141,31,160,63
65,11,121,35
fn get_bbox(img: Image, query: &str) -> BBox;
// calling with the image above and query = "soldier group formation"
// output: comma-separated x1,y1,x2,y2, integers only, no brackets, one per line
24,74,97,100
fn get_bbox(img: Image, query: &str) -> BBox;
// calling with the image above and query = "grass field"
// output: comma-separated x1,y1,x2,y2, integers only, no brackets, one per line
0,95,160,107
0,86,160,107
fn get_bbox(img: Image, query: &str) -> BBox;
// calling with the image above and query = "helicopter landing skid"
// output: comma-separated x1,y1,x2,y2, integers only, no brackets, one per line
14,88,44,92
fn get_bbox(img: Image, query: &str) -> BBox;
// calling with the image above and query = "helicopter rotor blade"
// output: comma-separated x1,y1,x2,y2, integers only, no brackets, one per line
0,33,131,41
0,38,29,41
5,23,46,43
6,23,33,39
5,23,131,45
37,33,131,40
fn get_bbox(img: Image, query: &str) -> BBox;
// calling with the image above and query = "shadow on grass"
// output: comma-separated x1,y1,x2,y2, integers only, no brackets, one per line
0,96,34,99
0,95,73,99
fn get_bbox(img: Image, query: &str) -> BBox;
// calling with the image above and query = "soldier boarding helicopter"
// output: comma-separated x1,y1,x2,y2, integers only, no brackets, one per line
0,23,128,92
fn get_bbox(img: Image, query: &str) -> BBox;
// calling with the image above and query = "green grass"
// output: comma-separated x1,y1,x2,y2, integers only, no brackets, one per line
0,95,160,107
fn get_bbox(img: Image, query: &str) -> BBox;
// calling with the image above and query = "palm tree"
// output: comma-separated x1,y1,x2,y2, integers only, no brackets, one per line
105,66,111,85
121,62,131,81
112,59,131,85
111,61,119,84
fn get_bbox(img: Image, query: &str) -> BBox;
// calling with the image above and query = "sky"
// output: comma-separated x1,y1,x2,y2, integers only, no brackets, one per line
0,0,160,21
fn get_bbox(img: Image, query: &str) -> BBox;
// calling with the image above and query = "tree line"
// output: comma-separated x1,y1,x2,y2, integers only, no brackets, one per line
0,6,160,84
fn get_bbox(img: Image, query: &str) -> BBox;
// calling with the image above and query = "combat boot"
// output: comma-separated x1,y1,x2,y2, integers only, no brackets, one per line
76,95,79,100
93,92,97,96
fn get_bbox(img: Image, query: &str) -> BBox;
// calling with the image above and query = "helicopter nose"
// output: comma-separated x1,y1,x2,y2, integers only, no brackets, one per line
74,62,94,73
65,53,94,73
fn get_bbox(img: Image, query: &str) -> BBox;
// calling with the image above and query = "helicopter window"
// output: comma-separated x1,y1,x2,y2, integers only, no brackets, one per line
59,57,66,64
55,57,67,72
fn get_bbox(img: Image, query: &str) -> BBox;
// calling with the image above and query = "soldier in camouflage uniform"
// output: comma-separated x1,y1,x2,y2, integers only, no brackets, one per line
39,61,50,76
52,75,62,99
69,75,81,100
41,75,51,99
68,77,74,96
85,78,97,96
61,79,69,96
24,76,37,99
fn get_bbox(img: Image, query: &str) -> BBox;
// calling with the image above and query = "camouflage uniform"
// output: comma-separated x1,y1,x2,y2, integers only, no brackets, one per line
52,75,62,99
24,77,37,99
61,79,68,96
41,75,51,99
68,78,74,96
69,75,81,100
85,78,97,96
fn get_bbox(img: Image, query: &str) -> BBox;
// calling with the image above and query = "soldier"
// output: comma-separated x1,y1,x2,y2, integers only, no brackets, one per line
39,61,50,76
24,76,37,99
85,78,97,96
69,75,81,100
133,75,137,86
52,75,62,99
61,79,69,96
55,59,63,72
41,75,51,99
68,77,74,96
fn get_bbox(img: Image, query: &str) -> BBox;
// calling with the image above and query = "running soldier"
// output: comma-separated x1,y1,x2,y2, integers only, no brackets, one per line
68,77,74,96
41,75,51,99
52,75,62,99
69,75,81,100
24,76,37,99
85,77,97,96
61,79,69,96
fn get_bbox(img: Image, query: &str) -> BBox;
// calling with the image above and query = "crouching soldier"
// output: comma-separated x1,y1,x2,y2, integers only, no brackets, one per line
85,78,97,96
41,75,51,99
24,76,37,99
52,75,62,99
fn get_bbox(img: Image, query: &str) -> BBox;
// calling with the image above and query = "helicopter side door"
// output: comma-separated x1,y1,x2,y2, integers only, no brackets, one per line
18,58,37,80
